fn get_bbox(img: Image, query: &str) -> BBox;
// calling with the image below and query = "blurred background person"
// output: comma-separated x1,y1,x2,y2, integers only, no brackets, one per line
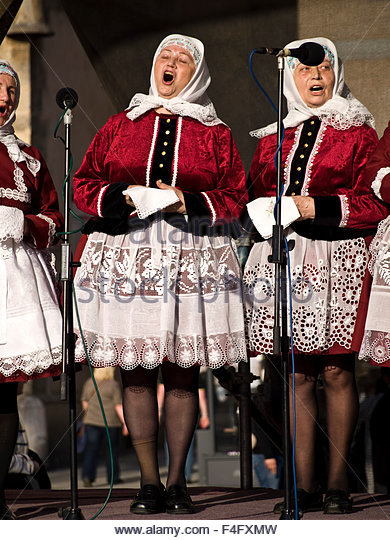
80,367,128,487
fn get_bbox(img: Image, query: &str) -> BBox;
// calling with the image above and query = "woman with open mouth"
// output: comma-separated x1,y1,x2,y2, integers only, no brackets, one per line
72,34,247,515
243,37,388,515
0,60,63,519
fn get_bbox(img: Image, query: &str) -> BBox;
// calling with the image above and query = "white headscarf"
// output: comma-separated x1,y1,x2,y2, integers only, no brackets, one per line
250,37,374,139
0,60,39,174
126,34,224,126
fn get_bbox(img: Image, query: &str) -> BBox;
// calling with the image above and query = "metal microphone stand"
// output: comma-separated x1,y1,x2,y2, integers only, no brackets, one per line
269,55,296,520
56,89,84,520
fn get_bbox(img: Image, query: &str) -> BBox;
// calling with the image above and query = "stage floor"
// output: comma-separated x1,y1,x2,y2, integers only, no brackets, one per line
5,487,390,521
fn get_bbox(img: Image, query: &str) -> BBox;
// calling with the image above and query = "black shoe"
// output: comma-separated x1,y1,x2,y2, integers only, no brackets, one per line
0,500,16,520
273,488,323,515
166,484,195,514
130,484,166,515
323,489,352,514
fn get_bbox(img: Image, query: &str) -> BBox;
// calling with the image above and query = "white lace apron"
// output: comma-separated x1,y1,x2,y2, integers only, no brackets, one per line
359,215,390,364
0,206,62,379
244,229,368,355
73,217,247,369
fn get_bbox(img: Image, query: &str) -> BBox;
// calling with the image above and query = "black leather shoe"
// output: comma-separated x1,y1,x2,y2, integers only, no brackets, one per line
323,489,353,514
273,488,323,516
0,500,16,520
166,484,195,514
130,484,166,515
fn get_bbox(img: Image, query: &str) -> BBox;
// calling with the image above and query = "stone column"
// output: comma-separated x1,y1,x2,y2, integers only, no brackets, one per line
0,0,50,143
298,0,390,136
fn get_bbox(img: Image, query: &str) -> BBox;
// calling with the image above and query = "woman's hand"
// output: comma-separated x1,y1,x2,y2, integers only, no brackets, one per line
292,195,315,220
124,185,137,207
157,180,186,214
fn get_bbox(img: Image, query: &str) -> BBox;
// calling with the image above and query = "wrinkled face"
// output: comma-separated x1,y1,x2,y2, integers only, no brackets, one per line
0,73,17,126
293,59,335,108
154,44,196,99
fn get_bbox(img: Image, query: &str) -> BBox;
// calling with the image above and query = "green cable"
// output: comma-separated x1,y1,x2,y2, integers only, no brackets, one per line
54,109,115,519
73,284,115,520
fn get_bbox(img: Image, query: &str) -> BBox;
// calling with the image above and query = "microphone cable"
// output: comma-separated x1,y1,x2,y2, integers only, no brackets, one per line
249,49,298,519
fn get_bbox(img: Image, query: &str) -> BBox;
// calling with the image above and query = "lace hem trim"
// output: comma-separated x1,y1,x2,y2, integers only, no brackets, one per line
368,215,390,279
75,330,247,369
0,346,62,378
246,305,358,354
359,330,390,364
371,167,390,201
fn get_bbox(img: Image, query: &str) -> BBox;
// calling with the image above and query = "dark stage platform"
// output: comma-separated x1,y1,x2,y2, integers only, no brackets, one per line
5,487,390,521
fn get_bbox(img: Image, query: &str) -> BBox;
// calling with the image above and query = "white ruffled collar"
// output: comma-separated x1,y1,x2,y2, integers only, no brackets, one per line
0,113,40,176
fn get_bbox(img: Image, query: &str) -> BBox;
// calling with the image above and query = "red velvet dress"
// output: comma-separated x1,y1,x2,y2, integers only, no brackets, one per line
0,140,63,383
72,110,248,370
357,122,390,365
243,118,388,356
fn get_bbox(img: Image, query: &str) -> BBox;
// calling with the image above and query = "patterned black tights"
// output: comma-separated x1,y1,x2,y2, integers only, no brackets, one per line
121,364,199,488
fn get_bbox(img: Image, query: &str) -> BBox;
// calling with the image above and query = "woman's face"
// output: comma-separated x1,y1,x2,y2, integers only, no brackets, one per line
0,73,17,126
154,45,196,99
293,59,335,108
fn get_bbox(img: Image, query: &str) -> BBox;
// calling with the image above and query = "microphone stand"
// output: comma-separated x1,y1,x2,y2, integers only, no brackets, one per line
268,55,296,520
56,93,84,520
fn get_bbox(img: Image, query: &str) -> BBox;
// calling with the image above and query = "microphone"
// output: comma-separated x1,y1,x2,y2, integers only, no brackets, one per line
56,87,78,109
255,42,325,66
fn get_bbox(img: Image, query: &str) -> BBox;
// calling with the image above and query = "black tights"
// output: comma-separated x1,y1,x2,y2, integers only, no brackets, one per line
290,354,358,492
121,364,199,488
0,383,19,500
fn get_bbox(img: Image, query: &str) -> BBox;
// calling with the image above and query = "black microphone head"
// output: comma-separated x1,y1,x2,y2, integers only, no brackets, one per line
56,87,78,109
296,42,326,66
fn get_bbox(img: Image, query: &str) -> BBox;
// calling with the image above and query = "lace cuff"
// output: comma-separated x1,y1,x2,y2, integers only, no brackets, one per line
371,167,390,201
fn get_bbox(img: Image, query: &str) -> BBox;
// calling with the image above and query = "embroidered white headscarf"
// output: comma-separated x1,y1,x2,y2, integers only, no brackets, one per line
0,60,39,174
126,34,224,126
250,37,374,139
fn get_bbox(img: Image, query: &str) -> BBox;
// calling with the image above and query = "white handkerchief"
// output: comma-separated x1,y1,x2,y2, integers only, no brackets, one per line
122,186,180,219
247,197,301,239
